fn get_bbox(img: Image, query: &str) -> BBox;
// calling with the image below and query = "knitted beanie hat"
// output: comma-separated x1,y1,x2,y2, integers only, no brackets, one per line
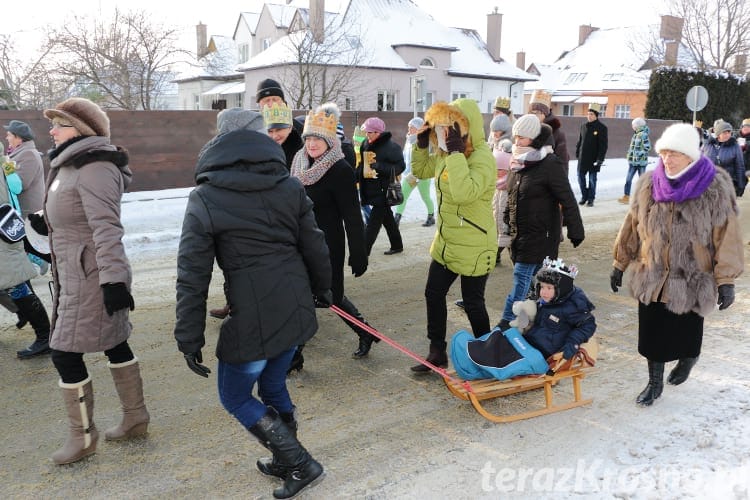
216,108,266,135
362,117,385,133
408,117,425,129
490,114,511,134
256,78,285,103
512,114,541,139
44,97,110,137
713,119,732,135
655,123,701,161
631,117,646,129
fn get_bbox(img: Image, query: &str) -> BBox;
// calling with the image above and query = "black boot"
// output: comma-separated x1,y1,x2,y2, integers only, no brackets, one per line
422,214,435,227
410,344,448,373
495,318,511,332
249,408,324,499
338,296,380,358
636,360,664,406
287,345,305,375
14,294,51,359
667,357,698,385
496,247,504,266
257,409,297,479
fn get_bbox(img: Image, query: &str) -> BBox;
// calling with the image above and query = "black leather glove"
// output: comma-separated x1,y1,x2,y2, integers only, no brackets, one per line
349,256,368,277
184,351,211,378
610,268,623,293
570,238,583,248
444,121,466,154
102,282,135,316
416,126,431,149
28,212,48,236
718,284,735,310
313,290,333,308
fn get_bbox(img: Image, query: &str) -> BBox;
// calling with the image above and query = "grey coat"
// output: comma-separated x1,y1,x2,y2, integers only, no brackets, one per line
174,130,332,364
0,173,36,290
10,140,45,216
45,137,133,353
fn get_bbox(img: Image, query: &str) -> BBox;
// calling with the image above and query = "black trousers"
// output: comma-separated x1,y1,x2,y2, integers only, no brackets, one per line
425,260,490,350
51,341,135,383
365,204,402,255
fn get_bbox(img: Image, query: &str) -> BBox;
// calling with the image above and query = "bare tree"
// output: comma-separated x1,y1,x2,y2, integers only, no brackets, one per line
278,18,370,110
0,34,67,109
45,9,188,110
667,0,750,71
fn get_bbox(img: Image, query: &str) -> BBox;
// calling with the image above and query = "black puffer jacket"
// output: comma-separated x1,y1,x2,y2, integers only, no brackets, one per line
358,131,405,205
505,150,584,264
174,129,332,363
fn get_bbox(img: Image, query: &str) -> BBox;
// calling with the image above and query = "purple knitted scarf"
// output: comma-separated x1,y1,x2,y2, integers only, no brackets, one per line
652,155,716,203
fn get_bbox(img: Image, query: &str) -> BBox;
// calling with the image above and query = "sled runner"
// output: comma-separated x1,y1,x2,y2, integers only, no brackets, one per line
442,364,593,423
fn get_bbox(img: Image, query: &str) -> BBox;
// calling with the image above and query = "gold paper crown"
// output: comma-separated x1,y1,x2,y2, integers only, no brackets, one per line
494,96,511,109
303,109,338,140
588,102,601,113
262,103,292,129
529,89,552,109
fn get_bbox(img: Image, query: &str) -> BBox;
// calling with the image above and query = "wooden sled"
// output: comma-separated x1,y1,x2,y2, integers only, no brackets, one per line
443,366,594,423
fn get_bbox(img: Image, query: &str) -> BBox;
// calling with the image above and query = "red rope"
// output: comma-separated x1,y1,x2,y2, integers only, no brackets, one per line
329,304,474,393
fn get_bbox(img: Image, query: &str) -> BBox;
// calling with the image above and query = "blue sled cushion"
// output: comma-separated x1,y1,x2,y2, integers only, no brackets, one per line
450,327,548,381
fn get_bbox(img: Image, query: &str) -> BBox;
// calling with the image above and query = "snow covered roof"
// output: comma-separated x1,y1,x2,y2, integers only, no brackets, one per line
172,35,242,82
236,0,536,81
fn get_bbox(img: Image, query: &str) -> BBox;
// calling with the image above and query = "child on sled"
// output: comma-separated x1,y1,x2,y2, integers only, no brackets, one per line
451,257,596,380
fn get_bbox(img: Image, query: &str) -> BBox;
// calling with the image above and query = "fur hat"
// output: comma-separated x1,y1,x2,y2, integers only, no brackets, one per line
655,123,701,161
493,96,511,110
262,102,293,130
217,108,265,135
490,114,511,134
424,101,470,154
535,257,578,302
408,116,425,129
302,106,338,147
4,120,34,141
362,117,385,134
588,103,601,116
256,78,285,103
631,117,646,129
44,97,110,138
529,89,551,115
512,114,541,139
713,119,732,135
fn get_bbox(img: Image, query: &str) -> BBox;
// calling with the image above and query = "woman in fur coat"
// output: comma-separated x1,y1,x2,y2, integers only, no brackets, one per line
611,123,745,407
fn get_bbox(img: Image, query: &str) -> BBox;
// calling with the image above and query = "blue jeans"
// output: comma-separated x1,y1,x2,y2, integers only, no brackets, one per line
501,262,542,322
623,164,645,196
577,170,598,202
217,347,297,429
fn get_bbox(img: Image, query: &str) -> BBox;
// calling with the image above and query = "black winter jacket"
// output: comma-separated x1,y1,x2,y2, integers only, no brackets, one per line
174,129,332,363
357,131,405,205
575,119,608,173
504,153,584,264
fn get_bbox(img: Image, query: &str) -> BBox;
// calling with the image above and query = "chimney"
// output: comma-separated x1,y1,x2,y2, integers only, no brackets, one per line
664,40,679,66
734,54,747,74
486,8,502,62
516,51,526,70
660,15,683,42
578,25,598,46
196,23,207,59
310,0,324,43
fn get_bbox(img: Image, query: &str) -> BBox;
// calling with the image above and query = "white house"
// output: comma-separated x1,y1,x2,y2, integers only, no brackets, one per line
174,0,537,113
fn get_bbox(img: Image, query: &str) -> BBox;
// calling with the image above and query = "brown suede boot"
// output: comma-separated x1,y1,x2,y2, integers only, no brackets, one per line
105,358,150,441
410,344,448,373
52,377,99,465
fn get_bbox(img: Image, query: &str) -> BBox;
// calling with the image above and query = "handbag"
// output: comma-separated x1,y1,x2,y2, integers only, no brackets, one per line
385,167,404,206
0,203,26,243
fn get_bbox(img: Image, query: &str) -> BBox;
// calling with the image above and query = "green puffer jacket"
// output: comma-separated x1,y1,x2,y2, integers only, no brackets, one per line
411,98,497,276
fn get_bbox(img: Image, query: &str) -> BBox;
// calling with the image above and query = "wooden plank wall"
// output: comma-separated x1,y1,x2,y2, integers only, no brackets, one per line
0,110,675,193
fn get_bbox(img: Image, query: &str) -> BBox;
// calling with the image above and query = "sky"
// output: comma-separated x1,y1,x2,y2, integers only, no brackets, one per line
10,0,666,66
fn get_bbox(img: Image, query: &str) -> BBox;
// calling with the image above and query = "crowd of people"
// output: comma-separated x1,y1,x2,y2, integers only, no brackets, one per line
1,80,745,498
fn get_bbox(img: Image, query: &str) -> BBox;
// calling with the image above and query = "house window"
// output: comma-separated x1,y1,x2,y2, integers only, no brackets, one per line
239,43,249,63
262,38,272,51
237,92,243,109
345,97,353,111
561,104,574,116
452,92,468,100
193,94,200,110
377,91,396,111
422,92,434,111
614,104,630,119
419,57,435,68
563,73,588,84
600,104,608,116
